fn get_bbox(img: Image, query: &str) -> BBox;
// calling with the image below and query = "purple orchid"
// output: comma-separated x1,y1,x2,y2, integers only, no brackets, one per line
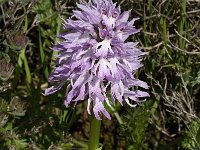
44,0,149,120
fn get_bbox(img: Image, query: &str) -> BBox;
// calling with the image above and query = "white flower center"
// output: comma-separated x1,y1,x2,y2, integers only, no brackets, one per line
102,15,116,28
95,38,113,57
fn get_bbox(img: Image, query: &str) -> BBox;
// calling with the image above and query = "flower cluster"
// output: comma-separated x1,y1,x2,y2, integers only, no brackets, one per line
44,0,149,120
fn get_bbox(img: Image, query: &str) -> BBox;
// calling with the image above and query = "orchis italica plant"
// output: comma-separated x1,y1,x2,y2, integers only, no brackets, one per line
44,0,149,120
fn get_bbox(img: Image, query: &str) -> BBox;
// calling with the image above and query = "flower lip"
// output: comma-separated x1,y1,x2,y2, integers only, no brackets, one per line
102,14,116,29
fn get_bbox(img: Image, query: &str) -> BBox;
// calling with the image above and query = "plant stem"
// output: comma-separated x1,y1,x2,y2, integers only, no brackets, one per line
88,115,101,150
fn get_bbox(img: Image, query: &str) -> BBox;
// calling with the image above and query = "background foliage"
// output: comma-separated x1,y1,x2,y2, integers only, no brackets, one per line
0,0,200,149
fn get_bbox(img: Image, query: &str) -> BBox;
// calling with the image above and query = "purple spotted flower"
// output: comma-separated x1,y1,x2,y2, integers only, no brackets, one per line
44,0,149,120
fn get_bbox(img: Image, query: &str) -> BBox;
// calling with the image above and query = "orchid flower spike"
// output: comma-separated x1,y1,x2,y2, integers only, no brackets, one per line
44,0,149,120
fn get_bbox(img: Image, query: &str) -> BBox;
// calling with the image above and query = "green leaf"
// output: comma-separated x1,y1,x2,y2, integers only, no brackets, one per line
196,126,200,144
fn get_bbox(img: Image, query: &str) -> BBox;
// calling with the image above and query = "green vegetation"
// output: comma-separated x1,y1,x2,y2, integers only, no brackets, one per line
0,0,200,149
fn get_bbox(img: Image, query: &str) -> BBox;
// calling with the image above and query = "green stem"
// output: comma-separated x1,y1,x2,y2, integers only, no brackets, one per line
88,115,101,150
